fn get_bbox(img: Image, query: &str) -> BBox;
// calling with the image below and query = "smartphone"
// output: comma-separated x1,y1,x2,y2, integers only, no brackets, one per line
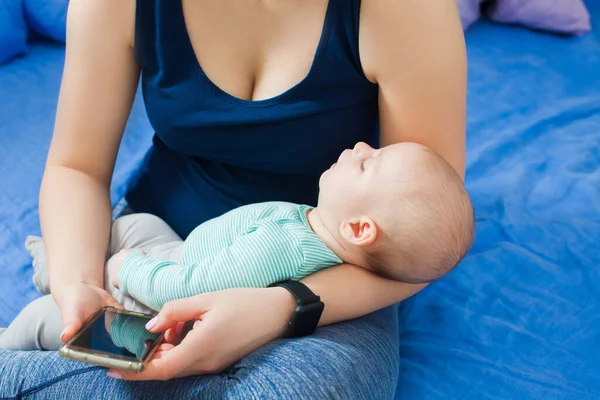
59,306,164,373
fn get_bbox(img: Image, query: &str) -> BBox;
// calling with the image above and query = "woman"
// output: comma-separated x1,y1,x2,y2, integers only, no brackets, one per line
0,0,466,397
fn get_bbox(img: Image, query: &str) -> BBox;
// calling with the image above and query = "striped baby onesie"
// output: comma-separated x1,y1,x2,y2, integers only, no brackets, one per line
117,202,342,311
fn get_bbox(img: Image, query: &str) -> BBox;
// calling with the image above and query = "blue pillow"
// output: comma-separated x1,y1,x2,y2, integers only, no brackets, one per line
0,0,28,65
23,0,68,43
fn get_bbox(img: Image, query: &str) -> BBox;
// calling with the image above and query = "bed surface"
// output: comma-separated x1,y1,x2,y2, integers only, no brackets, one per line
1,4,599,399
396,3,600,398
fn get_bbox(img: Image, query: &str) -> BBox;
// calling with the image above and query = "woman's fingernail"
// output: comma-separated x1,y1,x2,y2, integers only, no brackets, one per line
146,316,158,330
60,328,68,339
107,371,123,380
176,323,184,336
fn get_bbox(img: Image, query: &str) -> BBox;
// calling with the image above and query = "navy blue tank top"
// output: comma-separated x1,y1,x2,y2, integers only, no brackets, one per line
126,0,379,237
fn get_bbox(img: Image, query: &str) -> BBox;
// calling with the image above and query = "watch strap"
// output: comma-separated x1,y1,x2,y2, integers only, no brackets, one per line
269,279,324,338
270,279,320,306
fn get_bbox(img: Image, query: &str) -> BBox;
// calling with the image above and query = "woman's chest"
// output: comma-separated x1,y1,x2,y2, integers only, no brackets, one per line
181,0,329,102
135,0,379,174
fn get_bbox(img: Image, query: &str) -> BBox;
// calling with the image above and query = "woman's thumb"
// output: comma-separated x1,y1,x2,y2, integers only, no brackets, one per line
147,297,209,332
60,310,83,343
60,295,104,342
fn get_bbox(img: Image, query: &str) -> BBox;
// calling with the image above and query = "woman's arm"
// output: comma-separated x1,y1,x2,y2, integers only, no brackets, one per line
306,0,467,325
40,0,140,339
362,0,467,179
302,264,424,326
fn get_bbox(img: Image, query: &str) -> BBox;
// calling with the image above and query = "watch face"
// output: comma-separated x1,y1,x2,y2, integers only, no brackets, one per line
291,302,324,337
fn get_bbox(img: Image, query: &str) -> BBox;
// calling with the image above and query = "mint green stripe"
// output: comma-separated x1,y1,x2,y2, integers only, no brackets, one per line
117,202,342,311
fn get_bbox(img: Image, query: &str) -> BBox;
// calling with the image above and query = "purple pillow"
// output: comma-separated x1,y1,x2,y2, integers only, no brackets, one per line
485,0,592,35
456,0,489,29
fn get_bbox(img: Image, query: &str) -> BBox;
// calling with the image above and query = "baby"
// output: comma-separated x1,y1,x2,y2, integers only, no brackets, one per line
0,142,474,350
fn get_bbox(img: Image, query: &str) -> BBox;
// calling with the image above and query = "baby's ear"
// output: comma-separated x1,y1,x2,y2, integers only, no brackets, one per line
339,216,378,247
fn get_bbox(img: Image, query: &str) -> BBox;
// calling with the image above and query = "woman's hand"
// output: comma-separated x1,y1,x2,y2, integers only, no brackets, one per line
106,287,296,381
54,282,123,343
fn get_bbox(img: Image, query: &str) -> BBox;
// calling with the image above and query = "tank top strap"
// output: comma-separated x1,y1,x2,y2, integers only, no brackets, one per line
326,0,367,79
134,0,196,84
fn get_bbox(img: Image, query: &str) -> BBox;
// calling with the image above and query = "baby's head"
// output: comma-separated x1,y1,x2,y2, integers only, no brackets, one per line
317,142,474,284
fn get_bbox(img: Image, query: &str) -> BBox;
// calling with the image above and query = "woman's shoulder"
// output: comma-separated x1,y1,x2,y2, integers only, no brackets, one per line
67,0,136,49
359,0,463,83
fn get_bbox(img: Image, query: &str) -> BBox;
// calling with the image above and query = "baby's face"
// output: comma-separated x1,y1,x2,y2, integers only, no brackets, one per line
318,142,431,221
318,142,401,219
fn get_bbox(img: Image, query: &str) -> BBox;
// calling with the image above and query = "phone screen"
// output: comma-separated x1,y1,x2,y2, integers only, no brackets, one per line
69,309,162,361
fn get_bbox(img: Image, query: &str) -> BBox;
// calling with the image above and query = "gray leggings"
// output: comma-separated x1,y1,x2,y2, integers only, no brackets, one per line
0,214,183,350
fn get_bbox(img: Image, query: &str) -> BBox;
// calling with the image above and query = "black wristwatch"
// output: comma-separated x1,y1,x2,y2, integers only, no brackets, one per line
269,279,324,338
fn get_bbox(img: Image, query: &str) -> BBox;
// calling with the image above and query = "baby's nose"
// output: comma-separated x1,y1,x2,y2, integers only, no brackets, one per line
352,142,372,155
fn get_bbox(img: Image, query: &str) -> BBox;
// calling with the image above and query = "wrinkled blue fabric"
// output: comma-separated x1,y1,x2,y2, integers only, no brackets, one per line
395,4,600,399
22,0,68,43
0,0,28,65
1,4,600,399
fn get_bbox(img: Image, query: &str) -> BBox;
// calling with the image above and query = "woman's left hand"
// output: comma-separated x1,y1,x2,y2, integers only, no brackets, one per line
106,287,295,380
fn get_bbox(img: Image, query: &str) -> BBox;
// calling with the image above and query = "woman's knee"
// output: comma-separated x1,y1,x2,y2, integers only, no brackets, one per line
0,350,102,398
0,350,217,399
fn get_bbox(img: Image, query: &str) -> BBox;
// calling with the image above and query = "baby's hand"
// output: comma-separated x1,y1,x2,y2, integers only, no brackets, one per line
107,249,145,289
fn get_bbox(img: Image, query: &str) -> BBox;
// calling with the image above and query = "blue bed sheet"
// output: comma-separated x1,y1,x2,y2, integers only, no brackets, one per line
0,5,599,400
395,4,600,400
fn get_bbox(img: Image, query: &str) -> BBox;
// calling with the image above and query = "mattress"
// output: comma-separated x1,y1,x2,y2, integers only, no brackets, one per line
0,5,599,398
